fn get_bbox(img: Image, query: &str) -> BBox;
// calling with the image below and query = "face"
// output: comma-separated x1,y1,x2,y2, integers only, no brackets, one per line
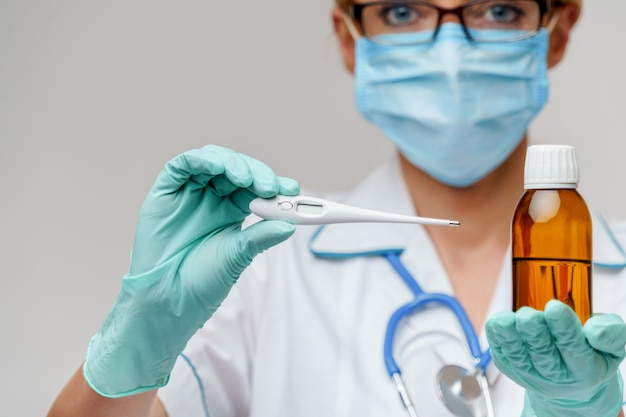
333,0,581,187
332,0,581,73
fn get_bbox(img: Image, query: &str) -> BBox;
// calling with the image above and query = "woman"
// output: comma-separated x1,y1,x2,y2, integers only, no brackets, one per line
48,0,626,416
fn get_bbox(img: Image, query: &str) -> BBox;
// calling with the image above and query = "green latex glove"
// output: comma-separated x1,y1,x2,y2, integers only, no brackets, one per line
83,145,299,397
486,300,626,417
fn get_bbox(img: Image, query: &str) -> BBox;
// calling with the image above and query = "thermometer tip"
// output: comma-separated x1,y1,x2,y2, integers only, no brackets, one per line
450,220,461,226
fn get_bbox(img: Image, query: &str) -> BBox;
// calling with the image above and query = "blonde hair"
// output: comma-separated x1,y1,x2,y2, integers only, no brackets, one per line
335,0,581,12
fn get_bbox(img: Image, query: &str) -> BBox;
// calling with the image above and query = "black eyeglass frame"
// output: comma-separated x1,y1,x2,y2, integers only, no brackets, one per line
349,0,551,43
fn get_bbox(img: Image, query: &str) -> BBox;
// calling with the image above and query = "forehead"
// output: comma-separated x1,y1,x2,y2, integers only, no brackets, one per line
340,0,491,8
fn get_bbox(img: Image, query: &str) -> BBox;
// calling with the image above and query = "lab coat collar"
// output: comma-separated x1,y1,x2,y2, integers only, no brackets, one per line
592,213,626,269
309,157,626,269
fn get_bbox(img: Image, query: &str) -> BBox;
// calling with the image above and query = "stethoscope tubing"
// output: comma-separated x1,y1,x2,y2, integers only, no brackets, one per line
383,252,492,375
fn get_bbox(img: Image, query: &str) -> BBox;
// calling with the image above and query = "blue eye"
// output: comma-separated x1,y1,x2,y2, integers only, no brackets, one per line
484,4,525,24
380,5,419,26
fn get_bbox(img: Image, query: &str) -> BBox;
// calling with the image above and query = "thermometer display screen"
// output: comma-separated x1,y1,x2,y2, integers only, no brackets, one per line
296,203,324,216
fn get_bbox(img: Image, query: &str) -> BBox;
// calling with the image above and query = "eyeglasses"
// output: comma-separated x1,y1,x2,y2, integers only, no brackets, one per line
348,0,550,45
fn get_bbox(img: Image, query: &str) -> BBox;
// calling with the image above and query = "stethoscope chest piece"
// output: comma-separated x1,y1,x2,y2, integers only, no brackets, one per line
436,364,494,417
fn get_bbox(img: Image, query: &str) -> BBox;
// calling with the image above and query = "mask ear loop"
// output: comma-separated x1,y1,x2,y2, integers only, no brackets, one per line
342,13,362,41
546,10,561,33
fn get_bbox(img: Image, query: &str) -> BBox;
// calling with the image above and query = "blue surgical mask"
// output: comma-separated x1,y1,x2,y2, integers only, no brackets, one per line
355,24,549,187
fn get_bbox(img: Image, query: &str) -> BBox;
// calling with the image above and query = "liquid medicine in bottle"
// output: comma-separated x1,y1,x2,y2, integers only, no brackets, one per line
511,145,592,323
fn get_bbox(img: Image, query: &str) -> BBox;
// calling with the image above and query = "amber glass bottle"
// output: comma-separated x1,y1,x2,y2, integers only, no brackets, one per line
511,145,592,324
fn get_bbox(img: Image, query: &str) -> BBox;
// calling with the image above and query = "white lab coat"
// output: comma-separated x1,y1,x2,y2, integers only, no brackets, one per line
158,156,626,417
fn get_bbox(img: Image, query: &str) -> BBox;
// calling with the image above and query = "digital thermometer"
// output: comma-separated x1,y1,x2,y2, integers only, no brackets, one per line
249,195,460,227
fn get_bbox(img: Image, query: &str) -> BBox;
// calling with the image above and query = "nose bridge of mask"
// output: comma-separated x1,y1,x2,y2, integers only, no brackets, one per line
405,24,470,77
435,23,472,55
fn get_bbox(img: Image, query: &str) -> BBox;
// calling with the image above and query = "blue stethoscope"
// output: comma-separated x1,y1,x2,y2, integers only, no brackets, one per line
383,252,494,417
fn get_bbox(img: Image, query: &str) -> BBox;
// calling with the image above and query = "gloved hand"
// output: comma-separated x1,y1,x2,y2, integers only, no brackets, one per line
83,145,299,397
485,300,626,417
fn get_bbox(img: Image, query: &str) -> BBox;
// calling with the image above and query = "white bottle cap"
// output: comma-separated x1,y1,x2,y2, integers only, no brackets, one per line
524,144,579,189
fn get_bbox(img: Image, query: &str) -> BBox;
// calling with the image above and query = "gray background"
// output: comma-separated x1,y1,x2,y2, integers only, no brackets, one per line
1,1,624,415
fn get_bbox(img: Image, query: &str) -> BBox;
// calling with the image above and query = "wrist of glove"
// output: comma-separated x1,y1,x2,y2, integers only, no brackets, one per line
82,145,299,397
486,300,626,417
522,373,623,417
84,251,215,398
